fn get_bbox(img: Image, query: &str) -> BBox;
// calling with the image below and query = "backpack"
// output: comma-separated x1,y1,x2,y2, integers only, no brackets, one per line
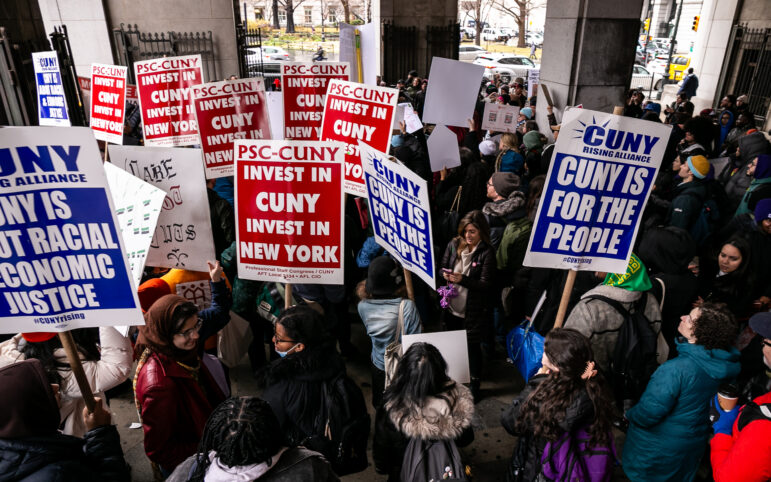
400,438,470,482
737,401,771,431
683,181,729,246
586,293,658,405
497,217,533,273
541,428,617,482
303,373,371,476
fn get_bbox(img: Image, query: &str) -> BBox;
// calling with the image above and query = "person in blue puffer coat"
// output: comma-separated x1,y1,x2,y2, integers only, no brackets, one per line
622,302,741,481
495,132,525,177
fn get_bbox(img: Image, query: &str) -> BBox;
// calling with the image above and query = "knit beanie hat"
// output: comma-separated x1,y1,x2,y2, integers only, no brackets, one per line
755,198,771,223
479,140,497,157
491,172,521,198
687,155,710,179
366,256,403,297
603,253,653,292
520,107,533,119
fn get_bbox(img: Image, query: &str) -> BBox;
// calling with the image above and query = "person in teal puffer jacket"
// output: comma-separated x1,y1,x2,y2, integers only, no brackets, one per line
622,302,741,481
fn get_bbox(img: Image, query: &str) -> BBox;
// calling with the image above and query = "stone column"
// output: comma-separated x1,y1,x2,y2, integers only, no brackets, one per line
535,0,644,136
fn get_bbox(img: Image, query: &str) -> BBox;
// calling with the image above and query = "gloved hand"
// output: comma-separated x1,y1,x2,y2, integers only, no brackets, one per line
710,394,740,436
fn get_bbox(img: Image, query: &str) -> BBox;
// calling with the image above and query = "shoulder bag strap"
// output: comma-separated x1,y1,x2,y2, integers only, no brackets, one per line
655,277,666,311
397,299,406,340
450,186,463,213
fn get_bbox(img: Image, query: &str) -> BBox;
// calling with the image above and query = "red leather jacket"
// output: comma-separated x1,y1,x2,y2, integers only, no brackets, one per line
135,352,226,471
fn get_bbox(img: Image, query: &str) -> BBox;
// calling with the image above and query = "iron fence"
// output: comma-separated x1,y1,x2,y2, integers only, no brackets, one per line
719,24,771,126
382,22,417,84
236,27,282,89
426,23,459,68
112,24,218,84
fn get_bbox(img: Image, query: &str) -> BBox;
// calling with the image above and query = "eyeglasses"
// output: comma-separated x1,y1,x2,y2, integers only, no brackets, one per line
763,340,771,349
176,320,202,339
487,180,494,187
273,328,297,345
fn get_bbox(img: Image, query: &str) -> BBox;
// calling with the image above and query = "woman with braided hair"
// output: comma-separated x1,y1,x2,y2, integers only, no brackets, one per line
501,328,616,481
168,396,338,481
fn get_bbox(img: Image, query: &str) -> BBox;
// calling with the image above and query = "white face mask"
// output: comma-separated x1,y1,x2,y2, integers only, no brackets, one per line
275,343,299,358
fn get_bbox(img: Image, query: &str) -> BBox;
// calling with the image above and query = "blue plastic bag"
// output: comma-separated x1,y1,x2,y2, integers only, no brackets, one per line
506,318,544,382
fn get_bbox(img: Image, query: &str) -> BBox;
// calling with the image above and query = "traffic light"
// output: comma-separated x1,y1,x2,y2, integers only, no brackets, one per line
692,15,700,31
644,18,650,31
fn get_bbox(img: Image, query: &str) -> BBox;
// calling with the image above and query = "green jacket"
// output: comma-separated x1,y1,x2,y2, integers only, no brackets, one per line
622,340,740,482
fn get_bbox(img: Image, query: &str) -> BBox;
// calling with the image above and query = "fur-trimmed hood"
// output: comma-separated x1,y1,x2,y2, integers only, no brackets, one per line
482,191,526,218
386,383,474,440
259,342,344,387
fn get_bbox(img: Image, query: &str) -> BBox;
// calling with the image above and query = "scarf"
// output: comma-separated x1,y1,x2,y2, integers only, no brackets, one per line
482,191,526,217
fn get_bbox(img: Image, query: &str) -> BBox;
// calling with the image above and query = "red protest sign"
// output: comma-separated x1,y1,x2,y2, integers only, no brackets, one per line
192,78,272,179
134,55,203,147
281,62,350,140
89,64,127,144
234,140,345,284
320,79,398,197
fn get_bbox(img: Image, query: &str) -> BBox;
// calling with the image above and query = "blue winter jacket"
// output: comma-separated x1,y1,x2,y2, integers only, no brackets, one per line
622,339,740,482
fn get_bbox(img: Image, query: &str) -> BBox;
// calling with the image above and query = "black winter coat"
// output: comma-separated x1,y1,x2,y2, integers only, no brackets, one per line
0,425,130,482
440,239,495,343
260,343,347,447
501,374,595,482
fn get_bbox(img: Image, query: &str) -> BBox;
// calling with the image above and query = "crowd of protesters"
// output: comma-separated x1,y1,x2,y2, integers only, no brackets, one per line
1,60,771,482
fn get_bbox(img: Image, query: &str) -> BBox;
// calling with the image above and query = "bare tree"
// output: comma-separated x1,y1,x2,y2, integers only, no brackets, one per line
493,0,544,47
278,0,306,32
272,0,280,29
460,0,494,46
341,0,351,23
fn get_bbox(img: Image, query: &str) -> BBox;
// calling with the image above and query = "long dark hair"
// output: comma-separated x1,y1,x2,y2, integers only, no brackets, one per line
21,328,101,385
189,397,281,481
383,343,455,426
515,329,614,446
526,174,546,221
455,209,491,252
711,236,752,300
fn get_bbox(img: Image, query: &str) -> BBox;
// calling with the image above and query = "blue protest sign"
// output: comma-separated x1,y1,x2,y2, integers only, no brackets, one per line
32,52,71,127
524,108,671,274
0,127,143,333
359,142,435,289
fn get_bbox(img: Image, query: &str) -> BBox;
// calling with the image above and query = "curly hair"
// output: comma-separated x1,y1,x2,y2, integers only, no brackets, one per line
693,303,737,351
189,397,281,481
514,329,615,447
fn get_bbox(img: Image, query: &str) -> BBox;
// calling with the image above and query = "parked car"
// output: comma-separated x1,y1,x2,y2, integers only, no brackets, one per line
473,54,537,83
525,32,543,46
630,64,665,92
245,46,291,63
462,27,476,39
459,44,489,61
646,56,668,76
482,28,508,42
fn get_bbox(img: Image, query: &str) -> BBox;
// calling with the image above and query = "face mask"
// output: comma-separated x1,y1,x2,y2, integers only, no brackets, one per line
276,343,299,358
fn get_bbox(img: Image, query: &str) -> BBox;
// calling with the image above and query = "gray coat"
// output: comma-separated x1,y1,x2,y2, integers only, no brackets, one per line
564,285,665,375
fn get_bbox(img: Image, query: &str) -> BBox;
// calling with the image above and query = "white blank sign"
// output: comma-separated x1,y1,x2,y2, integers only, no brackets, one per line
402,330,470,383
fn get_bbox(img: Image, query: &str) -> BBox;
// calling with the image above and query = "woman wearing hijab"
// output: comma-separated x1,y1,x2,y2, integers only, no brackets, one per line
0,359,130,481
735,154,771,216
134,260,230,476
717,110,735,154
